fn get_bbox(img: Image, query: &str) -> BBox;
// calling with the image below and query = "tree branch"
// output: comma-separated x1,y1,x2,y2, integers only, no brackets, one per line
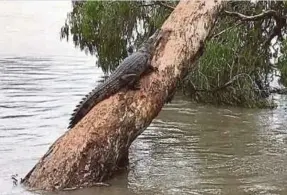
194,73,253,93
140,3,156,7
270,87,287,94
155,1,175,11
211,22,241,39
224,10,278,21
224,9,287,46
139,1,175,11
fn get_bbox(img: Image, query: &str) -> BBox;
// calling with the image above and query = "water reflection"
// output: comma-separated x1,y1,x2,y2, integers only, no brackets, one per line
1,1,287,195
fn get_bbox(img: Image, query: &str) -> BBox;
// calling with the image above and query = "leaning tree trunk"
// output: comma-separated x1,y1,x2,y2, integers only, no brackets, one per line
22,0,224,191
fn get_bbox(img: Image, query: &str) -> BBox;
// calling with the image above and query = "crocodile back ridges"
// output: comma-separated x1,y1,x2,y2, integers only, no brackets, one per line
68,52,149,129
68,78,121,129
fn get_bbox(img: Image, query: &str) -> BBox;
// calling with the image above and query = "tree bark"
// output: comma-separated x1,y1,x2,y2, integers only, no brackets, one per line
22,0,224,191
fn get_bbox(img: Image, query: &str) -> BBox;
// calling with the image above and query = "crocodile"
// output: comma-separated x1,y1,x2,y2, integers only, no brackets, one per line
68,29,164,129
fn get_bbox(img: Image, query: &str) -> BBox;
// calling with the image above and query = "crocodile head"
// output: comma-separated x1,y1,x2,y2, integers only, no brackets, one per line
138,29,161,54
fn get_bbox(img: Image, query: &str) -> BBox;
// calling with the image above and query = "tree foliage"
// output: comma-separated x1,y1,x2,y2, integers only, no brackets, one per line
61,1,287,108
61,1,175,73
182,1,287,108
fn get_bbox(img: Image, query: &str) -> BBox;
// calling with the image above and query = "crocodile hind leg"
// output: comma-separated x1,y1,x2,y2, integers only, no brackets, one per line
127,78,141,90
129,65,158,89
129,81,141,90
145,64,158,75
120,74,141,90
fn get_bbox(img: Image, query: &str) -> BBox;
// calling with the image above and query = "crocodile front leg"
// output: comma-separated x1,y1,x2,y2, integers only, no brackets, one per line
144,63,159,75
129,81,141,90
120,74,141,90
148,65,158,73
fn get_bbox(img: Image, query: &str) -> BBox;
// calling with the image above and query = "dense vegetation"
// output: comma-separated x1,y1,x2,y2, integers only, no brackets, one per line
61,1,287,108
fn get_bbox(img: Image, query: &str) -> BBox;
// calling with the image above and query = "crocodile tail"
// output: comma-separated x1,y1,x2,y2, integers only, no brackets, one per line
68,88,101,129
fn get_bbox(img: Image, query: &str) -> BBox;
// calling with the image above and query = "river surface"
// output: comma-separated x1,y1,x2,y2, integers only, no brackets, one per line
1,2,287,195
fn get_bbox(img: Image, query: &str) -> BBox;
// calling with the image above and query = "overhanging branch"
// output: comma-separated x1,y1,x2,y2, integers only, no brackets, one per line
139,1,175,11
155,1,175,11
211,22,241,39
224,10,278,21
193,73,253,93
224,9,287,46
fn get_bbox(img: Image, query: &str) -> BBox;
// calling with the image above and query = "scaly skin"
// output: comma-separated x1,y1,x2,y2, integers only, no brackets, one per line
68,30,163,129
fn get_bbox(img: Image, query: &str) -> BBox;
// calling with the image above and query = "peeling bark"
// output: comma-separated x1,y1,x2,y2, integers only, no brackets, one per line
22,0,224,191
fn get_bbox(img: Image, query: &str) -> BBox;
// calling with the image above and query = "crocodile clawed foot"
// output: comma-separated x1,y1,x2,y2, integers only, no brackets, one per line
152,66,159,72
146,65,158,74
11,174,18,186
130,82,141,90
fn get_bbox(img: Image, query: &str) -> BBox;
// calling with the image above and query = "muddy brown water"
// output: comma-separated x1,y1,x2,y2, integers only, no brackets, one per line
1,2,287,195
